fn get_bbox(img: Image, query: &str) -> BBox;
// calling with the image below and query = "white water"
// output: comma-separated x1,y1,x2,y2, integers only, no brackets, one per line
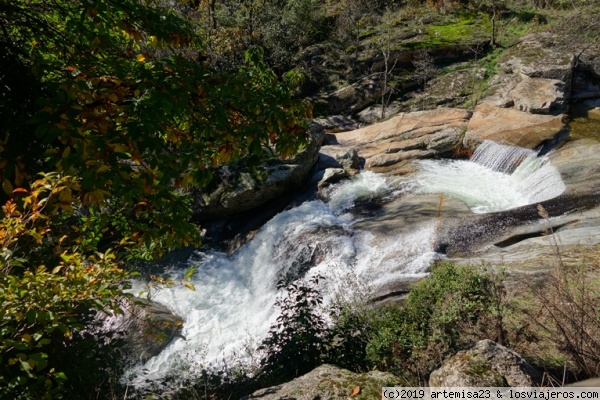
124,141,566,387
414,140,566,213
124,172,439,387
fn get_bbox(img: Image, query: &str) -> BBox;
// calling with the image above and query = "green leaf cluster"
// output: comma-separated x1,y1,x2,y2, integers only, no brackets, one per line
0,0,311,397
366,261,506,380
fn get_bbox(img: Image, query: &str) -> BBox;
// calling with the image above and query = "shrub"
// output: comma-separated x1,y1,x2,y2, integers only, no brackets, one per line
522,256,600,379
366,261,507,381
258,275,329,384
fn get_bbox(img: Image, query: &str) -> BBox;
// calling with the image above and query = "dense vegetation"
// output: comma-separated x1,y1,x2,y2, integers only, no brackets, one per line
0,0,598,398
0,0,310,398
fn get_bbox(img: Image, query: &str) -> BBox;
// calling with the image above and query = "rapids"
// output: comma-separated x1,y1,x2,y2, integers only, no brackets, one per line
124,172,438,386
123,141,566,387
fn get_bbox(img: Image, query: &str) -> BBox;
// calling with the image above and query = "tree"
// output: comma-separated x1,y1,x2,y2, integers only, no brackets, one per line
0,0,310,397
377,9,399,119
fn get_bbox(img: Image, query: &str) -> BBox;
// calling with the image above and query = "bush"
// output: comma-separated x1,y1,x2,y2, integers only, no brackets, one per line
522,259,600,379
258,275,329,385
366,261,507,381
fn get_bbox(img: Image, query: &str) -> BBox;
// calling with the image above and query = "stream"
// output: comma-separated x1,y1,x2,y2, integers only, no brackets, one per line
124,140,566,388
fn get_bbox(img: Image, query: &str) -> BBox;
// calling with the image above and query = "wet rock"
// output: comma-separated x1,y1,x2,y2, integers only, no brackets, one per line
101,298,183,364
441,138,600,270
243,364,401,400
318,168,349,189
429,340,539,387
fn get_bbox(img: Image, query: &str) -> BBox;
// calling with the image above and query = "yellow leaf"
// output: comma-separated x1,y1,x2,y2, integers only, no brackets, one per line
96,165,110,173
149,35,158,48
58,188,72,203
136,54,146,62
58,203,74,212
2,179,13,195
22,333,32,343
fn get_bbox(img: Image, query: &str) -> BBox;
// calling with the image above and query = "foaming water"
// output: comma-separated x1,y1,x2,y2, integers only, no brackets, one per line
124,171,441,387
414,141,566,213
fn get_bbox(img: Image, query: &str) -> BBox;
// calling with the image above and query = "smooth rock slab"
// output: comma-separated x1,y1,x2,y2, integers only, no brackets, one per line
464,103,564,149
334,108,470,174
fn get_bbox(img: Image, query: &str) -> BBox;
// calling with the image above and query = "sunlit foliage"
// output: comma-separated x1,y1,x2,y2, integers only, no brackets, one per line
0,0,310,397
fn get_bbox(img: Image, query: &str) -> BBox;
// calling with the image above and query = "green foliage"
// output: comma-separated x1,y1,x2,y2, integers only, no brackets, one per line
325,306,373,372
427,12,490,43
1,0,311,260
0,0,311,398
0,174,130,399
258,275,328,384
366,262,506,380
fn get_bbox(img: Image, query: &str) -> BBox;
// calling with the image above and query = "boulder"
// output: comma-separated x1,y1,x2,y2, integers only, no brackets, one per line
316,147,361,173
464,102,564,149
510,77,566,114
483,33,573,116
193,122,325,221
101,298,184,364
501,33,574,80
429,340,539,387
318,168,349,189
325,74,386,115
243,364,401,400
312,115,361,132
357,102,404,124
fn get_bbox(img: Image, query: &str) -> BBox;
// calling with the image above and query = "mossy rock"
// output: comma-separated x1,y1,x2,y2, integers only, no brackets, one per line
429,340,539,387
244,364,403,400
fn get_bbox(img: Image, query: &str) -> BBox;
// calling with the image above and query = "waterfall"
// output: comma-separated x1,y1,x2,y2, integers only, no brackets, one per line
122,140,564,388
414,140,565,213
470,140,536,173
123,172,441,388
